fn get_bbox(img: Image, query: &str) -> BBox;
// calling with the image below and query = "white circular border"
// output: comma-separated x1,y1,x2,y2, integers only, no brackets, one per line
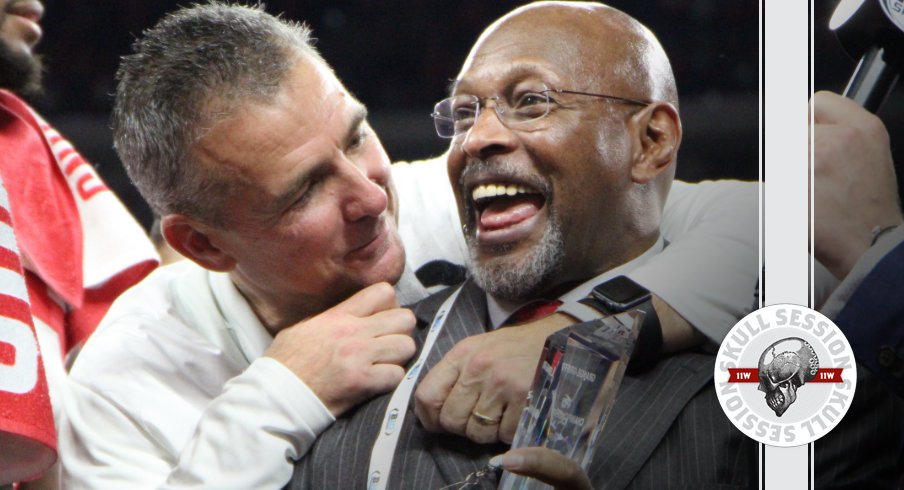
881,0,904,32
714,304,858,447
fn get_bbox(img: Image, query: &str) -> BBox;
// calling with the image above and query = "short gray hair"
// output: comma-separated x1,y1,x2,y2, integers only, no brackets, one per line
113,2,325,225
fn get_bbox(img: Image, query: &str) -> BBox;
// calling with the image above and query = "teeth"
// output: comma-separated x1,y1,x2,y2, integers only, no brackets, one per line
471,183,535,202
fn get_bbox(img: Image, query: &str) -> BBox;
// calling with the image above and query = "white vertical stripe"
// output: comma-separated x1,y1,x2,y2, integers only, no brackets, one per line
0,316,38,394
0,176,9,208
763,0,811,489
0,222,20,253
0,267,29,302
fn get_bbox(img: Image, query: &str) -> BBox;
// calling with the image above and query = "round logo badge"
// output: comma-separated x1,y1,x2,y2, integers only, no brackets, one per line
881,0,904,32
714,304,857,447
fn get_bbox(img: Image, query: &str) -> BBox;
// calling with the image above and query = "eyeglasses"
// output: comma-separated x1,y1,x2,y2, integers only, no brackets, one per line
431,86,651,139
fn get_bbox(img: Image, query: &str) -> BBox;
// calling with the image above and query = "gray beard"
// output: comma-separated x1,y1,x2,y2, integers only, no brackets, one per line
466,213,564,301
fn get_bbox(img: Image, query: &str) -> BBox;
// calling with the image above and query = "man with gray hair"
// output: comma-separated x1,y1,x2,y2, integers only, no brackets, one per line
60,3,762,488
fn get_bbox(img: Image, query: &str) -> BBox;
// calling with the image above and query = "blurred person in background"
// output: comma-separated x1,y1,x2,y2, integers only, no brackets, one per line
0,0,158,486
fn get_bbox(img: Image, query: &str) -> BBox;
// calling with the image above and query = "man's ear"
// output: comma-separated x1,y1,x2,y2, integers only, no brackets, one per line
161,214,236,272
630,102,682,184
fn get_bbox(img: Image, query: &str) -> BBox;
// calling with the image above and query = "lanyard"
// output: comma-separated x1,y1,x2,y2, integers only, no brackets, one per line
367,285,464,490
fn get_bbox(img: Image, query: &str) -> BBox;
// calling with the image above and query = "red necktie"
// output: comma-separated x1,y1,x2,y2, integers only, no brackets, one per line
505,299,563,325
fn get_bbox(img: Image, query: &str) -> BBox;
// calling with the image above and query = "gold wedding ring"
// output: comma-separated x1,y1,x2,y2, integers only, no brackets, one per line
471,411,501,426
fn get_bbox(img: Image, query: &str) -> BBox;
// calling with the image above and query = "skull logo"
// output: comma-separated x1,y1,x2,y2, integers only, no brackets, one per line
757,338,819,417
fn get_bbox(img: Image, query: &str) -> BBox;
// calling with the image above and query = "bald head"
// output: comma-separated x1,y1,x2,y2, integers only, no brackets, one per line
446,1,682,298
460,1,677,108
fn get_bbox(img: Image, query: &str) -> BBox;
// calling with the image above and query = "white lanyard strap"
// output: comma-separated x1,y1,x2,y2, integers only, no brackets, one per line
367,285,464,490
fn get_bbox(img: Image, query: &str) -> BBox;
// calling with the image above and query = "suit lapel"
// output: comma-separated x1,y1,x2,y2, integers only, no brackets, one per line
412,279,489,374
410,278,484,326
410,283,718,489
386,281,502,487
589,352,715,489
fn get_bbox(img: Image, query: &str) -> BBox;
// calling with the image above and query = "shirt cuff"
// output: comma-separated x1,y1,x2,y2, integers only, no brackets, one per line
246,357,336,446
821,226,904,320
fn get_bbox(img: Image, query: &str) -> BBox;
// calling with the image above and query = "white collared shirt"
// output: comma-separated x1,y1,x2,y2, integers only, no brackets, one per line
60,261,335,489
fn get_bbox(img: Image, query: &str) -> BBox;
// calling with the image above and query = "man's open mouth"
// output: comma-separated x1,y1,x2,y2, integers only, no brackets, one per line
468,179,548,245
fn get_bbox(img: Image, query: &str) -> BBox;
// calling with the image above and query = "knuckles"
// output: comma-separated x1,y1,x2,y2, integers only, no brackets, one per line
335,338,366,358
374,364,406,390
487,365,530,398
438,410,466,434
371,281,397,304
446,335,481,363
462,347,497,378
394,308,417,332
413,383,442,415
330,318,358,338
861,112,890,146
398,335,417,358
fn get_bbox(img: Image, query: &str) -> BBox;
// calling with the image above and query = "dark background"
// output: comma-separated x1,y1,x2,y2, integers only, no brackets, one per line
29,0,759,229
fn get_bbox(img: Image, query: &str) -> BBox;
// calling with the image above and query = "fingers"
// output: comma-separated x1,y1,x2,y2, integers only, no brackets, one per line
812,90,860,124
438,373,481,436
493,447,592,490
363,364,407,396
498,400,523,444
463,392,507,443
264,284,417,416
416,323,553,444
330,281,398,317
463,377,527,444
812,91,888,142
463,410,502,445
367,334,416,365
810,91,900,279
414,357,460,432
419,362,513,444
360,307,416,337
421,336,492,436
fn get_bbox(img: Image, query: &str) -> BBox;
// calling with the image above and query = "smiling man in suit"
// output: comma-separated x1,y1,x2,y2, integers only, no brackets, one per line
289,3,902,489
290,3,750,488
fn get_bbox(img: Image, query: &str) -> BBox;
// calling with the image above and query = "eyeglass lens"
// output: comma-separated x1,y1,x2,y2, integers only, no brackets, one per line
432,90,552,138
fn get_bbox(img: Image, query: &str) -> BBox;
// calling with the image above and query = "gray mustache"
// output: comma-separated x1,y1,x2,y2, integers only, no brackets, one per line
459,160,552,196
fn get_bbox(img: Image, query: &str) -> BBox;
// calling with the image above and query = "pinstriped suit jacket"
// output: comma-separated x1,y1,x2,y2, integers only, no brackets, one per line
288,280,902,489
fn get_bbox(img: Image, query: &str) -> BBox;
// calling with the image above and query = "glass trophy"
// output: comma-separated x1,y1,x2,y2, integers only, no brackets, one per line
498,310,643,490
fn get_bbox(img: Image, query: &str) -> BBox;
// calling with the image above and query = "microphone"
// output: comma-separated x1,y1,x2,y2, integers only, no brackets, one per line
830,0,904,112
